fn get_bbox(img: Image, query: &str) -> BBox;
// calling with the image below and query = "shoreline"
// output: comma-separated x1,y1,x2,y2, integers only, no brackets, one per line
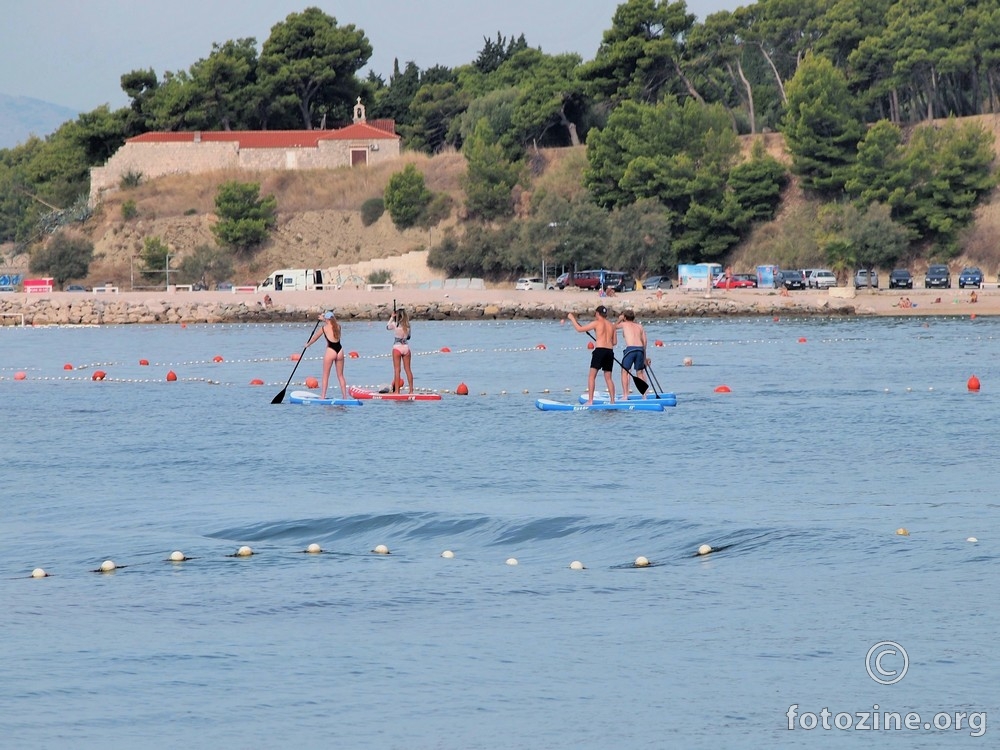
0,285,992,325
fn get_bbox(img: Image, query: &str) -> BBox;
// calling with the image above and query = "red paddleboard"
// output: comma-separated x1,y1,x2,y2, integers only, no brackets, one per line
349,386,442,402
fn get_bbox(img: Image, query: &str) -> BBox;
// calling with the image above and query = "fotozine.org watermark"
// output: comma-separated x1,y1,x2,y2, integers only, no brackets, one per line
785,641,987,737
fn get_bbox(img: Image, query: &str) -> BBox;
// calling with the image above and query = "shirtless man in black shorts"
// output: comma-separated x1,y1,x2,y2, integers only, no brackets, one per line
568,305,617,404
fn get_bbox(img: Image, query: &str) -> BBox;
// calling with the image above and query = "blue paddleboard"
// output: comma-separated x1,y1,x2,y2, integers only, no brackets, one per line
289,390,363,406
536,398,664,412
579,392,677,406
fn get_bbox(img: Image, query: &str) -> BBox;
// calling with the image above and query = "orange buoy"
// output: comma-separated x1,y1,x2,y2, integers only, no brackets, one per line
536,343,546,350
714,385,732,393
305,376,319,389
250,378,264,386
971,313,977,320
456,382,469,396
63,363,73,370
968,375,981,392
166,370,178,382
348,351,359,359
773,316,780,322
440,347,451,353
213,355,224,363
290,353,301,361
92,370,106,381
14,371,27,380
798,337,807,343
139,359,149,366
587,341,595,350
180,323,187,329
654,340,664,347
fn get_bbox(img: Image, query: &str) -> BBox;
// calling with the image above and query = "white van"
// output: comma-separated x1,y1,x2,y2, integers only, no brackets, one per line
258,269,327,292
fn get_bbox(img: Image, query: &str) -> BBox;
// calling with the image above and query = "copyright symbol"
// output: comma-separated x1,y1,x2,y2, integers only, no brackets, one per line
866,641,909,685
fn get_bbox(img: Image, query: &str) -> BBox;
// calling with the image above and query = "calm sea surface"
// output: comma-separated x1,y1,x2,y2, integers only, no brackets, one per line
2,316,998,749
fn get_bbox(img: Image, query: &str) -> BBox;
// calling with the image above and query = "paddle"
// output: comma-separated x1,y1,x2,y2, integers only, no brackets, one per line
647,362,665,395
271,319,321,404
644,361,662,398
584,330,649,395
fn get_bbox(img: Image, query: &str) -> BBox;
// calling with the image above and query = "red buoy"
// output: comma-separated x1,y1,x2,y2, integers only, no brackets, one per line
290,353,301,361
587,341,595,350
536,343,546,350
63,363,73,370
456,382,469,395
968,375,981,392
714,385,732,393
250,378,264,386
305,376,319,389
92,370,106,381
440,347,451,353
798,337,807,344
139,359,149,366
348,351,359,359
166,370,178,382
654,340,664,347
213,355,224,363
14,371,27,381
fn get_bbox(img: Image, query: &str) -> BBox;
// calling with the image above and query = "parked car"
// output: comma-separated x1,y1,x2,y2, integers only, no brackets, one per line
806,269,837,289
556,270,602,290
924,265,951,289
854,269,879,289
779,270,806,290
65,284,88,292
733,273,758,287
888,269,913,289
515,277,545,291
713,273,755,289
215,281,234,291
958,267,984,289
642,275,673,290
604,272,636,292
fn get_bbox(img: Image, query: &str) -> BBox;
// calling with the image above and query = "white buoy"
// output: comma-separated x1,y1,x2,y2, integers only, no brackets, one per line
967,537,979,543
236,545,253,556
441,550,455,559
505,557,518,566
634,556,650,567
169,550,186,562
31,568,47,578
306,543,322,554
569,560,585,570
697,544,713,556
100,560,117,572
372,544,390,555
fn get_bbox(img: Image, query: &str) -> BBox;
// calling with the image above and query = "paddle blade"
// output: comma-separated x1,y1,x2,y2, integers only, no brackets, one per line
633,376,650,394
271,388,287,404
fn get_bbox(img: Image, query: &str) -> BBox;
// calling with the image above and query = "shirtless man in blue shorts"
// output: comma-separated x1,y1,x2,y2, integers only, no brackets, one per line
616,310,648,399
568,305,617,404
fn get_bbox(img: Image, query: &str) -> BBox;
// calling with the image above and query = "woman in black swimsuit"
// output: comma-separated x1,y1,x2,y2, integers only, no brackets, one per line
306,310,348,399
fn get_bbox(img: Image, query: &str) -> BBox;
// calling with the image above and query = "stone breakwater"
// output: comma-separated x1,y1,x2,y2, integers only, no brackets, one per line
0,292,863,325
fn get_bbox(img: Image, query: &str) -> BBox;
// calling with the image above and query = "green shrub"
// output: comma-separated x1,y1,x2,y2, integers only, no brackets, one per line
366,268,393,285
121,200,137,220
360,197,385,226
211,181,277,253
384,164,432,229
120,170,143,189
29,232,94,288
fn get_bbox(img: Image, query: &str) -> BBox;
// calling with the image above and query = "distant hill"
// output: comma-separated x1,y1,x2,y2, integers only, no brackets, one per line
0,93,77,149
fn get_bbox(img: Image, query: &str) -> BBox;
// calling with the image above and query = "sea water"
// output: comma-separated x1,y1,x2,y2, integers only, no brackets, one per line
2,316,997,749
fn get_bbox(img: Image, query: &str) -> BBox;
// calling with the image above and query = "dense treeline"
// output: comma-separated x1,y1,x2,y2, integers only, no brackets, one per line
3,0,1000,281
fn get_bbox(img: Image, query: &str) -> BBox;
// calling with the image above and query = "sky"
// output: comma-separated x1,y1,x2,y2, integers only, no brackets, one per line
0,0,741,113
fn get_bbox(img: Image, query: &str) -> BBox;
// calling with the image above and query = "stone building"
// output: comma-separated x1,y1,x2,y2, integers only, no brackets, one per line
89,99,400,206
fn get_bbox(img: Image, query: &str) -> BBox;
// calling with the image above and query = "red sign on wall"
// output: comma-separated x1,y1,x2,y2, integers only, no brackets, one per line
23,278,54,293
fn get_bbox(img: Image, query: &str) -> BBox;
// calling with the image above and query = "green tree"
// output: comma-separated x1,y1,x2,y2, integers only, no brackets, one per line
188,38,260,130
728,139,789,222
384,164,432,229
211,181,277,252
462,119,523,220
845,119,908,205
403,82,468,154
29,232,93,288
257,7,372,129
781,53,865,195
140,236,171,283
179,244,234,287
607,198,675,276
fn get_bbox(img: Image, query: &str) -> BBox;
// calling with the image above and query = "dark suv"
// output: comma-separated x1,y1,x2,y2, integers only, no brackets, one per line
958,267,984,289
888,269,913,289
925,265,951,289
779,270,806,290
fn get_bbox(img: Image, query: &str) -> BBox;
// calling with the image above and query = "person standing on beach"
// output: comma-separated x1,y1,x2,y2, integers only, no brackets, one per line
616,310,648,399
305,310,348,400
387,308,414,393
568,305,617,404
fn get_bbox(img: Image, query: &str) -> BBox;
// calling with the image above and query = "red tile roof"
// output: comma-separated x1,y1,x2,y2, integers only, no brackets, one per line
128,122,399,149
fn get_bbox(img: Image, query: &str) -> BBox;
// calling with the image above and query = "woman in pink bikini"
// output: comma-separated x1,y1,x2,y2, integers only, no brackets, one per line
305,310,348,400
387,308,414,393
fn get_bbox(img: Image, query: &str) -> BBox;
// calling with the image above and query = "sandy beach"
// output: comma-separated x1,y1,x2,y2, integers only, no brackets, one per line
1,283,995,324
